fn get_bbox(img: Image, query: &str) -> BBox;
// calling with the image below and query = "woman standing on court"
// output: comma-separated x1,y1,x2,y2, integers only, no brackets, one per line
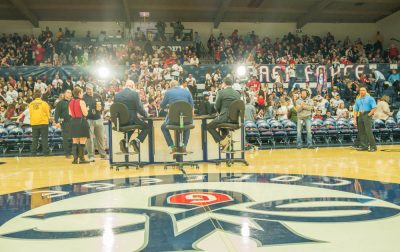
69,87,90,164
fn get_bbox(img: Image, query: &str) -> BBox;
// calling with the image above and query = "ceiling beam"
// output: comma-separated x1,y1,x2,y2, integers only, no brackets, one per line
121,0,131,28
8,0,38,27
214,0,232,28
296,0,334,29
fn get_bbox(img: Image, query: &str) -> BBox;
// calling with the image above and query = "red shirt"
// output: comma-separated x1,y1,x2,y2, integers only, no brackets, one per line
257,97,265,106
247,80,260,92
69,99,83,118
389,47,399,59
35,47,45,62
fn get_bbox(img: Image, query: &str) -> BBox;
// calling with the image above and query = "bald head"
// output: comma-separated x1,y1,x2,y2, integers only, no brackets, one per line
125,80,135,89
169,80,179,88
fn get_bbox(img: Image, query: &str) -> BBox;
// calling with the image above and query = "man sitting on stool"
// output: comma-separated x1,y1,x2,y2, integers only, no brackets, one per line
160,80,194,153
207,77,241,151
114,80,148,153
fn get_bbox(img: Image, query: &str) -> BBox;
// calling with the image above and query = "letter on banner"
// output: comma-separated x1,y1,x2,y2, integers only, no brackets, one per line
330,65,341,80
304,65,314,82
344,65,354,77
355,65,365,79
272,66,281,82
259,65,270,82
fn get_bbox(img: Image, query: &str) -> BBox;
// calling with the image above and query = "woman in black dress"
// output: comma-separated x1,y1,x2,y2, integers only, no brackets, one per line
69,87,90,164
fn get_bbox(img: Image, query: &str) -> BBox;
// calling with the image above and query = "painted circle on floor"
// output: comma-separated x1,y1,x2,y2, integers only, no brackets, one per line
0,173,399,252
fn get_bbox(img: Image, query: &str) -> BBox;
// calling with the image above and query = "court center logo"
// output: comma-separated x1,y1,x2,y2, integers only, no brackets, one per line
0,176,400,251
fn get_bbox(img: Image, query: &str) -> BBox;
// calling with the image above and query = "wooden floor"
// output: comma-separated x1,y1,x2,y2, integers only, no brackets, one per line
1,145,400,195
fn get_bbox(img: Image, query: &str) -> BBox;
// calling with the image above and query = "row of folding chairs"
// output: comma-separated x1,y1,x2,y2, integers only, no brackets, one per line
245,119,400,148
0,125,63,155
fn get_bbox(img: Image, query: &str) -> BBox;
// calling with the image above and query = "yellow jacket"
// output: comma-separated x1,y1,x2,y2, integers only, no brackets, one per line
29,98,50,125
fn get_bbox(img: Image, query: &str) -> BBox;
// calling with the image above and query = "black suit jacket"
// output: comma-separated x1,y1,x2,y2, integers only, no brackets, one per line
114,88,146,123
214,87,241,121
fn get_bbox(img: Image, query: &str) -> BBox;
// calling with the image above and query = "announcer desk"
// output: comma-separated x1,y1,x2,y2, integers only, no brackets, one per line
109,116,245,166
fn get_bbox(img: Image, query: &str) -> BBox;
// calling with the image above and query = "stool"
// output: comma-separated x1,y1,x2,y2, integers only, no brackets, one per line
110,102,145,171
163,101,199,175
216,100,248,167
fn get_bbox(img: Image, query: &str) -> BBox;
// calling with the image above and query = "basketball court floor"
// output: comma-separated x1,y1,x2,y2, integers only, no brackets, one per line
0,146,400,251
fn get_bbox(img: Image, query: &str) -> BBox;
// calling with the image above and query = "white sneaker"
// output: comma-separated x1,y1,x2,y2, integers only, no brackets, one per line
88,157,95,162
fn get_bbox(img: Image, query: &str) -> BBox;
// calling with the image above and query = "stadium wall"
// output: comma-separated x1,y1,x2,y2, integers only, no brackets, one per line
377,10,400,47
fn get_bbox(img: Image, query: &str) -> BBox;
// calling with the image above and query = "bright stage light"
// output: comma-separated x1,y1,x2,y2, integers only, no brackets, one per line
236,65,247,77
97,66,110,79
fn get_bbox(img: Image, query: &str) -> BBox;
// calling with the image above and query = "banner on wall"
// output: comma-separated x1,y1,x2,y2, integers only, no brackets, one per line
0,64,398,84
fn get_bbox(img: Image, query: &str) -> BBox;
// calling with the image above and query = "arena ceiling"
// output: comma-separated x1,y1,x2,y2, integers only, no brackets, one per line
1,0,400,28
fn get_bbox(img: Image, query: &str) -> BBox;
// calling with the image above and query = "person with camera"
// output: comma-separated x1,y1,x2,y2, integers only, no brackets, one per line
83,83,107,161
54,89,72,158
296,89,314,149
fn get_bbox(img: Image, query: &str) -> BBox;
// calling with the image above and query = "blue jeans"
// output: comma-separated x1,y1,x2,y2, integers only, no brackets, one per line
161,118,190,147
297,117,312,147
375,79,384,97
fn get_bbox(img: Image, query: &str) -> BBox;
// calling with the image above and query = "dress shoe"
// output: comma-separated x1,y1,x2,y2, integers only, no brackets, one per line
119,139,128,153
130,140,140,153
170,147,177,154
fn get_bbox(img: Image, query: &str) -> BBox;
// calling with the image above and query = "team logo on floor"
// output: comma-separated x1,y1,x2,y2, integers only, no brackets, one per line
0,174,399,251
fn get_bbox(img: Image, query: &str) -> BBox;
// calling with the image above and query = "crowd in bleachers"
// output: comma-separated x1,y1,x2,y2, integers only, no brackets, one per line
0,27,199,67
208,30,400,65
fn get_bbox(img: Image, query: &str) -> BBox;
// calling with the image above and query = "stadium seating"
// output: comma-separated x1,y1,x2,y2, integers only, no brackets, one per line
244,117,400,150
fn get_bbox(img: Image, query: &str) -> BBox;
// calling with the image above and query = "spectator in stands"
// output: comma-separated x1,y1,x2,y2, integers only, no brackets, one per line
296,89,314,149
313,109,324,121
198,94,213,116
276,101,288,121
389,44,399,60
373,96,392,121
287,64,296,92
62,76,74,92
336,102,348,119
373,70,385,98
15,104,30,126
245,97,256,122
29,90,50,156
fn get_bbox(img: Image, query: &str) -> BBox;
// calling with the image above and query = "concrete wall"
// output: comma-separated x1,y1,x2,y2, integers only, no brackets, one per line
377,10,400,47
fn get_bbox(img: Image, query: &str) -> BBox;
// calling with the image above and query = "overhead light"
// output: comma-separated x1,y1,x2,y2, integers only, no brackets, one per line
236,65,247,77
97,66,110,79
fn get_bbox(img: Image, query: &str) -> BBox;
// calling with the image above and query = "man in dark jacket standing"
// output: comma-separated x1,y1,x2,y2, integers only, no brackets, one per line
54,89,72,158
207,77,241,150
114,80,148,153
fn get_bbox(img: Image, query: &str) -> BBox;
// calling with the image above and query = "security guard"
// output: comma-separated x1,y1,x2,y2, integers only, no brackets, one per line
354,87,377,152
54,89,73,158
29,90,50,156
83,83,107,161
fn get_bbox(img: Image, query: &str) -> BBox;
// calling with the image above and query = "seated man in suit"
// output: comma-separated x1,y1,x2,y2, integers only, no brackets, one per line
114,80,148,153
160,80,194,153
207,77,241,151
